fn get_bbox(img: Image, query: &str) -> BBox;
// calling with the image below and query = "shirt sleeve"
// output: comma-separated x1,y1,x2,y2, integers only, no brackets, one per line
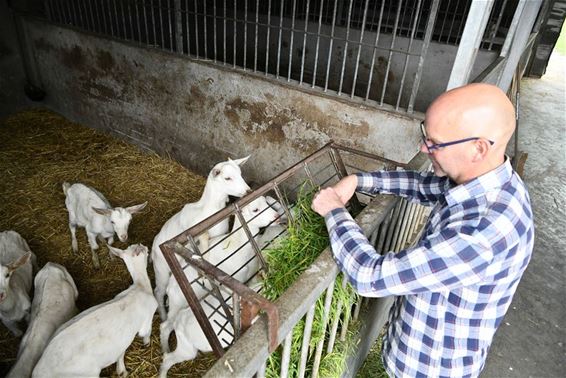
355,170,452,206
324,208,494,297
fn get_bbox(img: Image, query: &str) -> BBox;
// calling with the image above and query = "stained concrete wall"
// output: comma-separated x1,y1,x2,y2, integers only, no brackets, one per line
19,16,425,182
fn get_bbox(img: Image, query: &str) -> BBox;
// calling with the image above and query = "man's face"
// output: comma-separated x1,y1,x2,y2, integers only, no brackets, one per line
420,120,469,182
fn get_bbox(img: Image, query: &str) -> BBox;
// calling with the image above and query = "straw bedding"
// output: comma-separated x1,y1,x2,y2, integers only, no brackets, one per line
0,108,217,377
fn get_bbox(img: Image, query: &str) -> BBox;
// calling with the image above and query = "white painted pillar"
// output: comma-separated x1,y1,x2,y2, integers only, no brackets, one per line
446,0,495,90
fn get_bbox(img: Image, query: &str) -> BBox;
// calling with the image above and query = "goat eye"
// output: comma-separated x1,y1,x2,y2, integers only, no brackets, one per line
253,208,259,213
4,273,9,279
224,177,232,181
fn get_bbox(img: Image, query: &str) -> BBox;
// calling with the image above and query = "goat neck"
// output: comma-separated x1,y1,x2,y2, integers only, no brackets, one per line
123,256,152,293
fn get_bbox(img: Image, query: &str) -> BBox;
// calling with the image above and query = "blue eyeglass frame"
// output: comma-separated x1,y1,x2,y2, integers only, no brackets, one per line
420,121,494,153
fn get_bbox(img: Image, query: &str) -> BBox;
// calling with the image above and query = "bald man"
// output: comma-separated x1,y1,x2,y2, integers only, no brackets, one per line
312,83,534,378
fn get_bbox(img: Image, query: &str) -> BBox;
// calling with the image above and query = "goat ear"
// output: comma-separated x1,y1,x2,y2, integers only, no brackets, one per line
8,252,31,272
108,245,122,258
232,155,250,166
92,207,113,216
127,201,147,215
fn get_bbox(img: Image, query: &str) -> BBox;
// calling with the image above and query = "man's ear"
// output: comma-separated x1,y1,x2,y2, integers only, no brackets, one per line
471,139,490,162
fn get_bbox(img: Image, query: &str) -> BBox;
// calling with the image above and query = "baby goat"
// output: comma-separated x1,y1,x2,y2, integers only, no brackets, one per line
151,156,251,320
160,196,279,353
7,263,78,378
62,182,147,268
32,244,157,378
0,230,35,337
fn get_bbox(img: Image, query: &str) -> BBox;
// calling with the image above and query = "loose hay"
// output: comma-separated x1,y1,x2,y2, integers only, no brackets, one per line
0,108,217,376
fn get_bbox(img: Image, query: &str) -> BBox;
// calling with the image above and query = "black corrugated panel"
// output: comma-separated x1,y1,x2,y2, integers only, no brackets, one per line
527,0,566,78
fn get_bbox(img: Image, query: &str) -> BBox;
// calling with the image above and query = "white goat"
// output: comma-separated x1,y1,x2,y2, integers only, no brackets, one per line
160,196,279,353
32,244,157,378
62,182,147,269
159,294,234,378
151,156,251,320
7,263,78,378
0,230,35,336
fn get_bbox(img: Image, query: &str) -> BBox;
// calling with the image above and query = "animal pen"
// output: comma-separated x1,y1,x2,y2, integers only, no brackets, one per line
2,0,546,376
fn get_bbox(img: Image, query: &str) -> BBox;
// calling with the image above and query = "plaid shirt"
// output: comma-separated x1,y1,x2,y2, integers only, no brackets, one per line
324,158,534,378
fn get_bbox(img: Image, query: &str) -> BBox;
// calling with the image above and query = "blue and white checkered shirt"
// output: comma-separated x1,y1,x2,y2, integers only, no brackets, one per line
324,158,534,378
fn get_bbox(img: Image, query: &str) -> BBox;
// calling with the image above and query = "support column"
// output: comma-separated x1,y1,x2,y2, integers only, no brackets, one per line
446,0,495,90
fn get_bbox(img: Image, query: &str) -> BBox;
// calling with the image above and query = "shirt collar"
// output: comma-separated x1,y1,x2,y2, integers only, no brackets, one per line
444,157,513,207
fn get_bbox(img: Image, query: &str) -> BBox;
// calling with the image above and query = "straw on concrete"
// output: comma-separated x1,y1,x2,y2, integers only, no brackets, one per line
0,108,216,377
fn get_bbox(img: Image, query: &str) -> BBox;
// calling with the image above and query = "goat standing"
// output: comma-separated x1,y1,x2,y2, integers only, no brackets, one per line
151,156,251,320
62,182,147,268
32,244,157,378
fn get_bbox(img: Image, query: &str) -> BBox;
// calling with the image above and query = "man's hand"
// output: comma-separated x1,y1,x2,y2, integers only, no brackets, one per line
311,187,345,217
332,175,358,206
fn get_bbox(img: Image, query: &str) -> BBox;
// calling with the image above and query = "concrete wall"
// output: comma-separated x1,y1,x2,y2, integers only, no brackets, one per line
20,17,424,182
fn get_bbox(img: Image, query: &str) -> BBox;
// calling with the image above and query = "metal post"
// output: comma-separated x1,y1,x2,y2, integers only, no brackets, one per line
446,0,495,90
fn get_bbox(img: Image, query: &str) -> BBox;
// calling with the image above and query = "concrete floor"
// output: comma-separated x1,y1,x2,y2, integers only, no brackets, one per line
481,52,566,377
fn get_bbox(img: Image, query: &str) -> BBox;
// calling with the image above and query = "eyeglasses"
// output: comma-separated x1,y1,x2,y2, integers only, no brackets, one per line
420,121,494,153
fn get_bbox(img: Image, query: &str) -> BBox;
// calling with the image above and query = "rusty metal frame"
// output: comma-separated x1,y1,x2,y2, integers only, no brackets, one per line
160,141,407,358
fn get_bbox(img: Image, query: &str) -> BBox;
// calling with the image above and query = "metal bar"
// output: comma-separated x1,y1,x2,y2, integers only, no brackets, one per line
324,1,338,92
223,0,226,62
273,184,294,225
244,0,248,69
298,304,316,378
234,204,269,272
380,0,403,106
311,282,335,378
276,0,283,78
365,0,385,100
120,0,127,38
287,0,297,81
193,0,199,57
151,0,157,45
233,292,241,338
487,0,508,50
351,0,369,99
233,0,237,67
135,0,141,42
299,0,310,84
498,0,541,92
203,0,208,57
254,0,259,71
383,199,402,252
399,202,417,249
93,0,101,32
500,0,527,57
333,143,409,168
143,0,148,44
185,0,191,54
127,0,134,39
439,0,451,42
408,0,440,113
174,0,183,52
392,200,409,252
396,0,423,111
339,278,350,341
446,0,495,90
89,0,96,32
161,242,225,357
326,282,342,353
280,332,293,378
376,211,392,253
448,0,462,43
214,0,217,61
337,0,353,95
352,294,362,322
312,0,324,87
264,0,271,75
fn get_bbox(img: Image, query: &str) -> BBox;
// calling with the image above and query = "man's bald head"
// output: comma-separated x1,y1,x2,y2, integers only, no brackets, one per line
422,83,516,183
426,83,516,154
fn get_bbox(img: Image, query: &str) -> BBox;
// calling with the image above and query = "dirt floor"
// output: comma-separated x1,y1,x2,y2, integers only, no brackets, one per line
0,109,217,377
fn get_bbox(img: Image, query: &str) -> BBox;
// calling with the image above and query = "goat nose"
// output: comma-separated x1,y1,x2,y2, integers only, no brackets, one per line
246,188,252,194
120,234,128,241
0,292,5,302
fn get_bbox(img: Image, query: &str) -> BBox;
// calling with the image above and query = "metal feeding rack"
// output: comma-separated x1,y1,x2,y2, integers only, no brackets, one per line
159,141,408,357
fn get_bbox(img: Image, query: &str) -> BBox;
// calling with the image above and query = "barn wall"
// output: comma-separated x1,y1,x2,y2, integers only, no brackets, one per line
19,16,427,182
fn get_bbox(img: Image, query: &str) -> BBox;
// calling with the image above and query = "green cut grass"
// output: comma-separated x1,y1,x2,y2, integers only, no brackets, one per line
261,184,359,378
